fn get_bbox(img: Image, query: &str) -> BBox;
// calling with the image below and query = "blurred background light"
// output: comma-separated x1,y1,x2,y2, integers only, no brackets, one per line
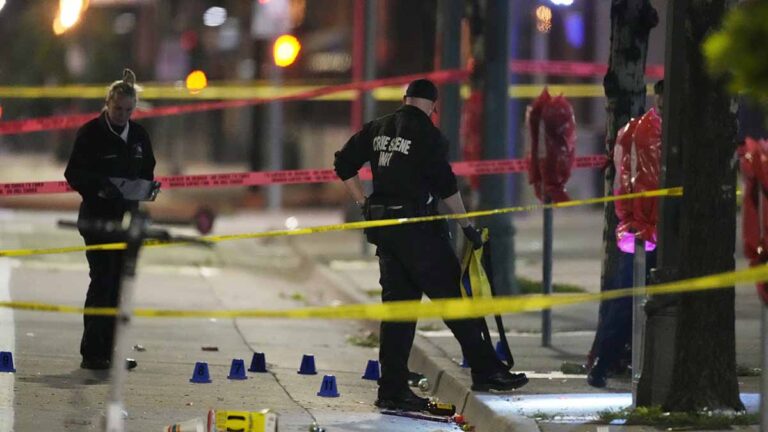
550,0,574,5
203,6,227,27
565,12,585,48
285,216,299,230
113,12,136,35
0,0,6,14
185,70,208,94
53,0,89,35
535,5,553,33
273,34,301,67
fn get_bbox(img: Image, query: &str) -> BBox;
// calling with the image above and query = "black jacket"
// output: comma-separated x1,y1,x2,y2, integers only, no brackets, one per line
334,105,458,204
65,112,156,222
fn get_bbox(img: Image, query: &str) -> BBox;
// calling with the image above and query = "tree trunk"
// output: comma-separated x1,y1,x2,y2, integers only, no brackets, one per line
664,0,742,411
596,0,657,347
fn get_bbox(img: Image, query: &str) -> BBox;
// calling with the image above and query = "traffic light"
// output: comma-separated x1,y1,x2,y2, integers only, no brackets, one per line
273,34,301,67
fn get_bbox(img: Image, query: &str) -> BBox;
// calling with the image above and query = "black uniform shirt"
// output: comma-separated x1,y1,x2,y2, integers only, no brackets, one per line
65,112,156,220
334,105,458,203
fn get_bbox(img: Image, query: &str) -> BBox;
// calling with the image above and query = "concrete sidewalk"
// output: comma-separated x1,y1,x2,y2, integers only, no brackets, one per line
0,203,761,431
289,210,763,432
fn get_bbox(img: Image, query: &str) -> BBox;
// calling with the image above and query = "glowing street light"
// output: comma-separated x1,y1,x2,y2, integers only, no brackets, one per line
53,0,89,35
273,34,301,67
185,70,208,94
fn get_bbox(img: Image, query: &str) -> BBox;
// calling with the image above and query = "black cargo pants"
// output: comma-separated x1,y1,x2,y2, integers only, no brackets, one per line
373,212,502,398
80,233,125,362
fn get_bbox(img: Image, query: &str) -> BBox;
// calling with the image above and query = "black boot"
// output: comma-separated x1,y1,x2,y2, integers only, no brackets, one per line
471,370,529,392
375,387,429,411
587,360,608,388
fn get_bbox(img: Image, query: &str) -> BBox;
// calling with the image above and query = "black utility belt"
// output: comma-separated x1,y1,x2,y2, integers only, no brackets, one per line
366,200,436,220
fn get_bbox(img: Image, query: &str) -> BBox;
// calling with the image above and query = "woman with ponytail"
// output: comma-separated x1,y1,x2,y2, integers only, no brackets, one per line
65,69,156,370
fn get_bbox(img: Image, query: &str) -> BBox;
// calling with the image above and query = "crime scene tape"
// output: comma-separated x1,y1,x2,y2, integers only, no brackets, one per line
0,60,663,100
0,69,467,136
0,187,681,258
0,259,761,320
0,62,663,135
0,155,608,196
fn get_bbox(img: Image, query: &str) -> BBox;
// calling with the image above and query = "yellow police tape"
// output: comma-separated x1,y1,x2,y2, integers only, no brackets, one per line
0,83,650,101
0,262,764,320
0,187,682,258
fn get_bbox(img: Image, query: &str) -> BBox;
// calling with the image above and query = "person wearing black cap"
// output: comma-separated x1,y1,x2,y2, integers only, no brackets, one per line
334,78,528,412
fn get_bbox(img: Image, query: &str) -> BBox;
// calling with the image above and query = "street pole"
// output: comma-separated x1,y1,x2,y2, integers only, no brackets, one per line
631,236,647,406
542,198,553,347
351,0,376,255
636,0,683,406
438,0,461,162
363,0,377,124
438,0,462,246
266,61,284,211
480,0,515,296
103,213,146,432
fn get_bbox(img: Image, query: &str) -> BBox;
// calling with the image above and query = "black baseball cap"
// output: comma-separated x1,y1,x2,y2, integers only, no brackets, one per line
405,79,438,102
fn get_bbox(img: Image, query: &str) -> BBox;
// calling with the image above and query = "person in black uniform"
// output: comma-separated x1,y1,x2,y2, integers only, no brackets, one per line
334,79,528,411
65,69,156,370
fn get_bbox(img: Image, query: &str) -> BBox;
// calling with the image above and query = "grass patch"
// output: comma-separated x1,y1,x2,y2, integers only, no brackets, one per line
363,288,382,298
279,292,306,302
532,411,563,421
598,406,758,429
517,277,586,294
347,331,379,348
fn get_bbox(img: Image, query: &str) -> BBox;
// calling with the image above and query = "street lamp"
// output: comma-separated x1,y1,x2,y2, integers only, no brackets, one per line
185,70,208,94
273,34,301,67
53,0,88,35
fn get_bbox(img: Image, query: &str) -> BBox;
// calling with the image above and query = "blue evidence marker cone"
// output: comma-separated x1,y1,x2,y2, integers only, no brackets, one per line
298,354,317,375
361,360,380,380
317,374,340,397
227,359,247,380
0,351,15,373
190,361,212,383
495,341,508,362
248,352,267,373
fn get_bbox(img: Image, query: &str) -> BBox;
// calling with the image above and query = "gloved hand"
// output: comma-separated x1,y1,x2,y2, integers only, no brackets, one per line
462,224,483,250
356,196,369,220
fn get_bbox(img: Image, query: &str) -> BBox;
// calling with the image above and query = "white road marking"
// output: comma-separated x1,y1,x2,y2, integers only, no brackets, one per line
0,258,15,432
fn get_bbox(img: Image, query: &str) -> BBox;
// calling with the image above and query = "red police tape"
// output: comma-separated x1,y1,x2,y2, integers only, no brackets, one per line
0,155,608,196
0,61,664,136
0,69,469,136
509,60,664,79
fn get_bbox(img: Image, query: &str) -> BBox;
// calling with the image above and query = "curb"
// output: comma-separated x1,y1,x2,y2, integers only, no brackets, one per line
310,254,540,432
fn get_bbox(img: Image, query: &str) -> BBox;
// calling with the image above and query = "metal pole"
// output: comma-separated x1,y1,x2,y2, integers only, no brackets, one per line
266,62,283,211
542,199,553,347
438,0,462,247
480,0,515,295
105,213,145,432
632,235,647,406
351,0,368,255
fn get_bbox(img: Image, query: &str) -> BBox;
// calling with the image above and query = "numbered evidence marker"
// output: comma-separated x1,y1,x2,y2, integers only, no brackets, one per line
190,361,212,383
0,351,15,373
227,359,247,380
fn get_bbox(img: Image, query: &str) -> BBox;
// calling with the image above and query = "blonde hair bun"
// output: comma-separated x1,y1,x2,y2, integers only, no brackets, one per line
122,68,136,87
